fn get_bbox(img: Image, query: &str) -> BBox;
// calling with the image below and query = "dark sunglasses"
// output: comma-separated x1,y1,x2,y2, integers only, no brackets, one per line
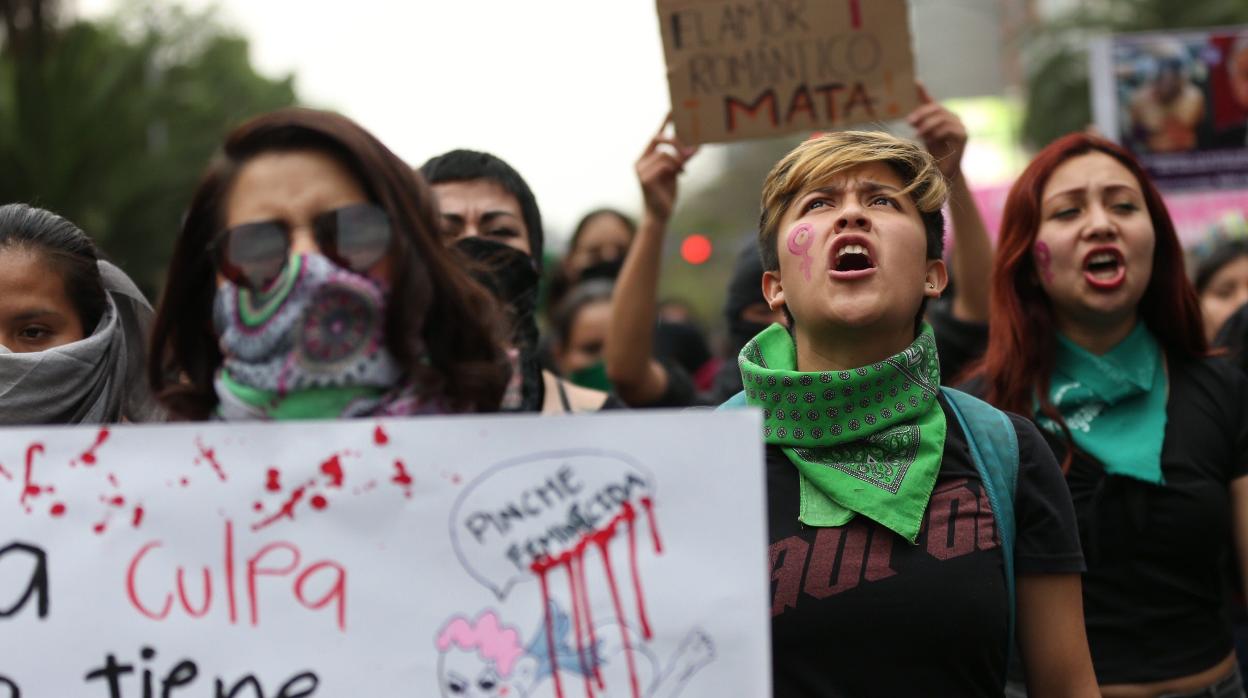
209,202,393,290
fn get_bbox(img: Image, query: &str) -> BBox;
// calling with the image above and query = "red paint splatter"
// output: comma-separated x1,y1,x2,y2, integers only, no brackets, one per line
194,437,228,482
252,501,264,512
373,425,389,445
848,0,862,29
77,427,111,465
107,473,119,488
251,486,306,531
93,522,106,534
310,494,328,510
19,443,46,511
0,462,10,480
132,505,144,528
265,468,282,492
102,495,126,508
50,502,66,517
180,477,190,487
320,455,345,488
391,460,413,498
529,500,664,698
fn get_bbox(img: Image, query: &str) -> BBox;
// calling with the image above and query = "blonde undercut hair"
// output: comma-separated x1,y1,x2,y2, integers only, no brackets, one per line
758,130,949,271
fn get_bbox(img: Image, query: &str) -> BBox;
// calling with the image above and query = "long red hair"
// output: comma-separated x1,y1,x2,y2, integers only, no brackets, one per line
971,133,1205,455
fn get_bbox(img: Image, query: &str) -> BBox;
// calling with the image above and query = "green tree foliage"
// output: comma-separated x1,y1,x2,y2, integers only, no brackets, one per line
0,2,296,292
1021,0,1248,149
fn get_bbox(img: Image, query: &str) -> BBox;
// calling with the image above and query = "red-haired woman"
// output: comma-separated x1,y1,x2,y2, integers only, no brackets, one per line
971,133,1248,696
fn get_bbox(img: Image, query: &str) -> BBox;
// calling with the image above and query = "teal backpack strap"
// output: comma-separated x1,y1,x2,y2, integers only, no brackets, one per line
941,387,1020,669
717,390,748,410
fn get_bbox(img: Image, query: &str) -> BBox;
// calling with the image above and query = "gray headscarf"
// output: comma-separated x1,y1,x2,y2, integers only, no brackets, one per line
0,260,163,424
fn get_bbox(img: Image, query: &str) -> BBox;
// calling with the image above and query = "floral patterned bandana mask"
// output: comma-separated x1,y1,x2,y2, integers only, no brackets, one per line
212,253,429,419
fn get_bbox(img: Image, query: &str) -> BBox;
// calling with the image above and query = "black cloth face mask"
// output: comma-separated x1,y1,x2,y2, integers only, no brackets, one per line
454,236,545,412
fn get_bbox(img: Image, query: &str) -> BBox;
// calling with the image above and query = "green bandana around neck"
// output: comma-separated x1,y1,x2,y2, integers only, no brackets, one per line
739,323,947,543
1041,323,1168,485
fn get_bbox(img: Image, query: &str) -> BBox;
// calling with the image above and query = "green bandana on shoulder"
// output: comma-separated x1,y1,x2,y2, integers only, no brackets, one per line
739,323,947,543
1040,323,1168,485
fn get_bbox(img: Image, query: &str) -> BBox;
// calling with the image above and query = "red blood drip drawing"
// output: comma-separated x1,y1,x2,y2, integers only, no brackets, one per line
574,548,604,690
77,427,111,466
640,497,663,554
392,460,414,498
132,505,145,528
565,542,600,696
529,500,663,698
265,468,282,492
50,502,66,517
373,425,389,446
251,486,306,531
194,437,228,482
310,494,328,510
19,443,46,512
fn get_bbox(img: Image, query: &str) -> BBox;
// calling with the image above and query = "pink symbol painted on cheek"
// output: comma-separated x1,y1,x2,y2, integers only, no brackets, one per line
787,224,815,281
1034,241,1054,283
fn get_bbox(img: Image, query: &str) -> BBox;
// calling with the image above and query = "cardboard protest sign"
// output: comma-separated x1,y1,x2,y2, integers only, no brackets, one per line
0,411,768,697
656,0,919,145
1090,26,1248,190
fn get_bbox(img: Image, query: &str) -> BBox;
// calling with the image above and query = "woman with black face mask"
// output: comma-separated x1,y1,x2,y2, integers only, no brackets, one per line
421,149,622,414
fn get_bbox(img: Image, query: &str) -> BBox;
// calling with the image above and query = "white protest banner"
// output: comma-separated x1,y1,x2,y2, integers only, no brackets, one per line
656,0,919,145
0,411,769,697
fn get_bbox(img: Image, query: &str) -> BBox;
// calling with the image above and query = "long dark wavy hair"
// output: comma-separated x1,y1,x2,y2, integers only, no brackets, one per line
148,108,511,419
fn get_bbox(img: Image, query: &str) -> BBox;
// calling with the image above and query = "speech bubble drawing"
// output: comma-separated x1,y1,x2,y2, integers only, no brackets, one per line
449,449,656,600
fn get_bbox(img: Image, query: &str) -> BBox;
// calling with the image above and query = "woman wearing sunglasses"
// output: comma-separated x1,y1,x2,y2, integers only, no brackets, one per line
148,108,510,420
971,133,1248,696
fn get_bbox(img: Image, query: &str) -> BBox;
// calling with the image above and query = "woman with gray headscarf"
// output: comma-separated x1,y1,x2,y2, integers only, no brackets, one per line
0,203,161,424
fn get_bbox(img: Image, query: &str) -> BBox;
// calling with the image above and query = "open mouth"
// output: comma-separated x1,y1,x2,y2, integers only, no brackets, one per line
1083,246,1126,290
828,236,877,280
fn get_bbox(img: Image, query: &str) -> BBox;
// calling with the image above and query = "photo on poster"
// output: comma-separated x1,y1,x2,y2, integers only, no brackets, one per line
1090,26,1248,190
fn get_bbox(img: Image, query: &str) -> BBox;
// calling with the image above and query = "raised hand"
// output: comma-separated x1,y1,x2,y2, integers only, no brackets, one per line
636,113,698,223
906,83,967,182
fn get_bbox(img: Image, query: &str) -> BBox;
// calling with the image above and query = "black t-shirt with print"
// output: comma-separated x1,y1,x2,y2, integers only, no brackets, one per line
1036,357,1248,684
767,395,1083,697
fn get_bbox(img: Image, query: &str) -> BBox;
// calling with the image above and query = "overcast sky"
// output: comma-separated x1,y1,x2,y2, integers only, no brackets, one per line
75,0,705,249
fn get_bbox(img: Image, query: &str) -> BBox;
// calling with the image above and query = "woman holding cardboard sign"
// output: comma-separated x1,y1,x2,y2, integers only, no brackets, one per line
970,133,1248,697
723,130,1098,696
148,109,511,420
